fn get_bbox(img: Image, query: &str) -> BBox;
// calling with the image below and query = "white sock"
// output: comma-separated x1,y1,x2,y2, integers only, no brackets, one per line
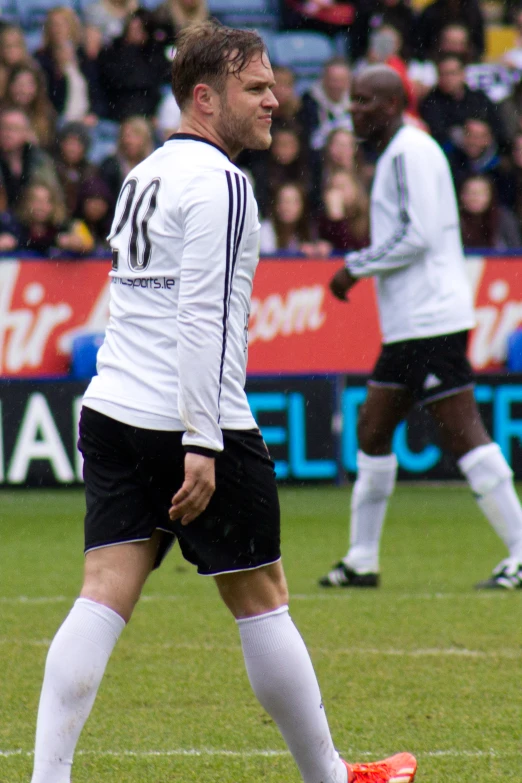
31,598,125,783
344,450,398,573
238,606,347,783
458,443,522,561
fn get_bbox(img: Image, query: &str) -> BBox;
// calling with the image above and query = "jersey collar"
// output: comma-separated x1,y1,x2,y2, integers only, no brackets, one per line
166,133,231,161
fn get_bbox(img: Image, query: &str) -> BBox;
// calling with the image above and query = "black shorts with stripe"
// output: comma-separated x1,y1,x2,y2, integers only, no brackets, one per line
78,407,281,576
370,330,474,405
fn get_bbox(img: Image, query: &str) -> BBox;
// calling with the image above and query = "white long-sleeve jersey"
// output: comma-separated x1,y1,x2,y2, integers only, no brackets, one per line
83,135,260,452
345,124,475,344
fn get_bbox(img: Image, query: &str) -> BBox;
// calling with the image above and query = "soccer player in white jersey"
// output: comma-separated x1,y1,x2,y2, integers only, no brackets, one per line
29,25,416,783
322,65,522,591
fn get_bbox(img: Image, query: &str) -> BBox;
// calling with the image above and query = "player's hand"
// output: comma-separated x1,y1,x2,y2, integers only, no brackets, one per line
329,267,357,302
169,452,215,525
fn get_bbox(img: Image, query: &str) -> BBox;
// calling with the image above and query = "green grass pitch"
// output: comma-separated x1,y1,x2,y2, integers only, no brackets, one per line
1,485,521,782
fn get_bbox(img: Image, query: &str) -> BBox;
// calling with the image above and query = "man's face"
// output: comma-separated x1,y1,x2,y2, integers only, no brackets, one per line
439,26,469,56
0,112,29,153
323,64,350,103
272,69,295,109
350,78,390,142
462,120,492,159
216,53,278,155
437,59,465,96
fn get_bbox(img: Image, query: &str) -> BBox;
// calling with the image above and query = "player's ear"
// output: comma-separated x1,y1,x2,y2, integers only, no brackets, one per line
193,83,217,116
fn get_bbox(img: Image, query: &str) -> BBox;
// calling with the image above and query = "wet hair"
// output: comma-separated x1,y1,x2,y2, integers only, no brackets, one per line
171,21,266,109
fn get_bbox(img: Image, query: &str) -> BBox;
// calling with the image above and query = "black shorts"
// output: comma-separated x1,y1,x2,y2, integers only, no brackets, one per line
370,330,474,405
78,407,281,576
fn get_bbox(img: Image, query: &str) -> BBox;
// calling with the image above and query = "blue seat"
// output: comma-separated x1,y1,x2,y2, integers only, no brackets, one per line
271,31,335,79
15,0,77,29
507,329,522,372
70,332,105,380
207,0,279,29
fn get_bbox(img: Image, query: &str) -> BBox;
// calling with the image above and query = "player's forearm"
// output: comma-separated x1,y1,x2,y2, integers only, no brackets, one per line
346,223,427,276
177,319,224,453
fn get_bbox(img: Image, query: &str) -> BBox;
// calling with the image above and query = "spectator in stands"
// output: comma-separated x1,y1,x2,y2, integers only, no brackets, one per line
271,66,304,128
438,23,473,61
14,181,94,256
415,0,485,61
499,77,522,143
420,55,508,152
0,108,60,212
2,65,57,150
0,208,19,252
84,0,138,45
98,10,168,122
151,0,209,47
408,23,472,104
250,124,313,218
281,0,355,39
354,27,417,116
54,122,102,216
502,132,522,227
448,118,512,205
317,170,370,250
350,0,416,62
35,7,102,123
320,127,360,185
300,57,352,151
155,91,181,142
100,116,155,202
458,174,521,249
259,182,321,254
76,177,114,253
0,25,36,102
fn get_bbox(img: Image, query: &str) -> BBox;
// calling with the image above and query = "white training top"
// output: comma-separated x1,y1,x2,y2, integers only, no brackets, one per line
345,124,475,344
83,135,260,453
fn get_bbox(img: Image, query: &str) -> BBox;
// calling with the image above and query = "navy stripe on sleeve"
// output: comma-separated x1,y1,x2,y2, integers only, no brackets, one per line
218,171,235,415
349,153,410,270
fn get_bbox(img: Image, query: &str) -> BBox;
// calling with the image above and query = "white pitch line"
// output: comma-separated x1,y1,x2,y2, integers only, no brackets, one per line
0,637,520,658
0,591,517,605
0,748,519,760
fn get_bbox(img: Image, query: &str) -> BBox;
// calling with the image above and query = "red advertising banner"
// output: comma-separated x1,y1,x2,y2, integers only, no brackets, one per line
0,256,521,377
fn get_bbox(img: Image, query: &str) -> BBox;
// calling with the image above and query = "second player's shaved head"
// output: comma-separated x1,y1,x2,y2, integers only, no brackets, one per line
353,65,407,111
349,65,406,147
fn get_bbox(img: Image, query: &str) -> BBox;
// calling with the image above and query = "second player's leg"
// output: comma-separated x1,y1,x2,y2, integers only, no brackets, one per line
427,389,522,588
320,385,413,587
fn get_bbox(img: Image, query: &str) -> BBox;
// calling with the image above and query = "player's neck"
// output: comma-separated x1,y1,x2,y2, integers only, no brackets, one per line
178,116,234,159
376,118,404,153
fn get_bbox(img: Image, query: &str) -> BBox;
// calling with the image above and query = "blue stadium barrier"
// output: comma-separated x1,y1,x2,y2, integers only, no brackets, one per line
70,332,105,380
507,329,522,372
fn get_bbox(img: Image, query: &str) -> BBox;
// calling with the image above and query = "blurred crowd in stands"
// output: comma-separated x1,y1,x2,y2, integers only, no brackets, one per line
2,0,522,256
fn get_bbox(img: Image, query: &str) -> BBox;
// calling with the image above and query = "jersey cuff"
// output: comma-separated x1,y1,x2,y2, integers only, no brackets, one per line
183,446,220,458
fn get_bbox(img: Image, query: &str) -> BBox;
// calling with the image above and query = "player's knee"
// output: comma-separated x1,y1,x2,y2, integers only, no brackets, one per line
458,442,513,497
216,562,288,619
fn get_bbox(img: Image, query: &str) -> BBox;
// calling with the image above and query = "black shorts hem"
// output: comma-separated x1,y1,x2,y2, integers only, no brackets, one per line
422,382,475,406
84,528,176,569
198,556,282,577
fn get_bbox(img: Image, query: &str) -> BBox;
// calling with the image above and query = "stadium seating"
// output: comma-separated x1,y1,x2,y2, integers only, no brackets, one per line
207,0,280,29
70,332,105,379
485,25,517,62
270,30,335,88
